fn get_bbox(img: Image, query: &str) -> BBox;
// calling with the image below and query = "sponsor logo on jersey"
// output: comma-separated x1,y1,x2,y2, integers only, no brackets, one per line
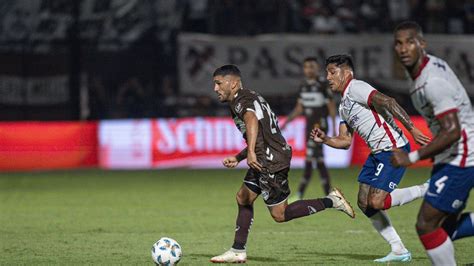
235,103,243,113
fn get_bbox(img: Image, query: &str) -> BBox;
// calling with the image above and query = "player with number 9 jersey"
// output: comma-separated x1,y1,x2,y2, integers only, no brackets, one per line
311,54,431,263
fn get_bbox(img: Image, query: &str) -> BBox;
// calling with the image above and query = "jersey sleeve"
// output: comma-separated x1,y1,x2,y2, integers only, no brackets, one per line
424,77,458,118
234,95,258,119
350,81,376,106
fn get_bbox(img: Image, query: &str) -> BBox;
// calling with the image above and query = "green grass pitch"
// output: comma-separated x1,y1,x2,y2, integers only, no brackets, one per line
1,167,473,265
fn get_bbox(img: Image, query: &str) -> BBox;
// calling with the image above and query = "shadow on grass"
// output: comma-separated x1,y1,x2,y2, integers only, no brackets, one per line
310,251,375,261
189,253,279,262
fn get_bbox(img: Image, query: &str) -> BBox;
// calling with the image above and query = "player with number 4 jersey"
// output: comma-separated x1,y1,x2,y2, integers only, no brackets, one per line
311,54,431,263
392,21,474,266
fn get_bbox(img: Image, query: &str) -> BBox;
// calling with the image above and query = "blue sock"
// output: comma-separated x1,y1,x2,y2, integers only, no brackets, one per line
452,213,474,241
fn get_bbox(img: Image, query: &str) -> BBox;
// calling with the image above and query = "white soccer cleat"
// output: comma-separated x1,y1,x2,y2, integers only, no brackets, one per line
210,249,247,263
374,251,412,262
326,187,355,218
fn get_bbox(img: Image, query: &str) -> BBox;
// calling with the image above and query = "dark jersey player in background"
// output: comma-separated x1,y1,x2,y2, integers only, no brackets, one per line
210,65,354,264
281,57,337,200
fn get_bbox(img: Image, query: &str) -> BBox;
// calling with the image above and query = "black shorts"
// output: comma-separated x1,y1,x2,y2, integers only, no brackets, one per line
243,167,291,206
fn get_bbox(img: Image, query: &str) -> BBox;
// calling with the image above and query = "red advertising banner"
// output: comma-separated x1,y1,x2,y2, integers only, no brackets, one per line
99,117,351,169
0,122,98,171
350,116,433,167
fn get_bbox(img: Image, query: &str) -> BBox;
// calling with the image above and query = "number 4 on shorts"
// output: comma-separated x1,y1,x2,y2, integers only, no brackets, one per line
434,176,448,194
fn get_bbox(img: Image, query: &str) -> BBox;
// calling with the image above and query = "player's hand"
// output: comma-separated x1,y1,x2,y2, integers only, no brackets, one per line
247,151,263,172
391,149,411,167
222,156,239,168
410,127,430,146
310,128,326,143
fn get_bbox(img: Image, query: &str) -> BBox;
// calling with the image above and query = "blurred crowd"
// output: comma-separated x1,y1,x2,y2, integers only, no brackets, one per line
86,0,474,120
191,0,474,35
1,0,473,120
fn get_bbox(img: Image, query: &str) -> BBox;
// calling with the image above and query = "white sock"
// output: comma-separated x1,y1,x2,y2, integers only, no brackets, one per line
390,184,426,207
426,238,456,266
370,211,408,254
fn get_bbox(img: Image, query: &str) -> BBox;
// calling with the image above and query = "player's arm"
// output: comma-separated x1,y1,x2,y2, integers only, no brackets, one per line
392,112,461,167
369,91,430,145
243,111,263,172
327,98,337,135
281,100,303,130
222,147,247,168
235,147,247,162
311,122,353,150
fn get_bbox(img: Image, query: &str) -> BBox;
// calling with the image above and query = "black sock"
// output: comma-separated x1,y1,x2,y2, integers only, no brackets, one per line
232,204,253,250
284,199,326,221
322,197,333,208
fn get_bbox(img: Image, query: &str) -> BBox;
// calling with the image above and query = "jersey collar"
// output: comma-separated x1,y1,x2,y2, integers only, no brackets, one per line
341,78,353,96
412,56,430,80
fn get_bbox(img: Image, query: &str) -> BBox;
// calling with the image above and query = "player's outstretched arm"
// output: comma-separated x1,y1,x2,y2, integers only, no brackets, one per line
281,100,303,130
369,91,430,145
243,111,263,172
311,122,353,150
392,112,461,167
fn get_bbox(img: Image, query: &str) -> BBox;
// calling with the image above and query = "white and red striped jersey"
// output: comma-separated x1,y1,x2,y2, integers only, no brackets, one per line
339,79,409,153
410,54,474,167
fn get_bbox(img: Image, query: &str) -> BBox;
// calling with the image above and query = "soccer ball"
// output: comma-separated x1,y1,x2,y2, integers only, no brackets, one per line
151,237,182,265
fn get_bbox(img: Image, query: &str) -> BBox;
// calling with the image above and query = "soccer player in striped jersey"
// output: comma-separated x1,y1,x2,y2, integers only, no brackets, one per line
392,21,474,266
311,54,431,263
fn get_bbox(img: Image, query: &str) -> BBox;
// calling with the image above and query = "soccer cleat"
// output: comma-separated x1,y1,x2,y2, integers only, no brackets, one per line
374,251,412,263
288,194,302,204
210,249,247,263
326,187,355,218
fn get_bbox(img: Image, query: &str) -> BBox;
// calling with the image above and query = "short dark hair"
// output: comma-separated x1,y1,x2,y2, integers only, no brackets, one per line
213,64,241,77
325,54,354,71
303,57,318,64
394,21,423,37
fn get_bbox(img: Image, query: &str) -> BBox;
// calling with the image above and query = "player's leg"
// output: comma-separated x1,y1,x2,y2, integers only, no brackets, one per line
265,168,354,222
386,181,428,208
233,184,259,250
358,185,411,262
368,145,426,210
443,212,474,240
357,155,411,262
416,200,455,265
269,195,330,223
417,164,474,265
315,142,331,195
211,171,260,264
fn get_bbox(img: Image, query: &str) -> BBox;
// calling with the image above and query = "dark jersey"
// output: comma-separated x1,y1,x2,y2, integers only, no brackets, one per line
298,77,333,137
229,89,292,173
